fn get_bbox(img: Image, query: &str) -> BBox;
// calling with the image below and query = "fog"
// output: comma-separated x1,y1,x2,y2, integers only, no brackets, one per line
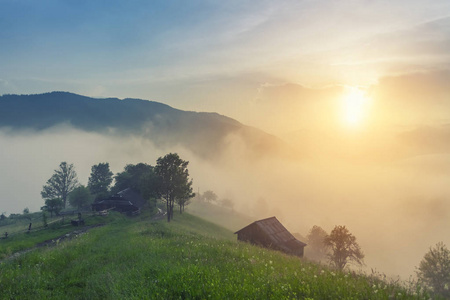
1,123,450,281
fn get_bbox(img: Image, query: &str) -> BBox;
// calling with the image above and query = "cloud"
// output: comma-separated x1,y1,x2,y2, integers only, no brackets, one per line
371,70,450,127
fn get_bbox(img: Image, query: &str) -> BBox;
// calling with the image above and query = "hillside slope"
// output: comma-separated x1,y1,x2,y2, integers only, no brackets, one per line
0,212,436,299
0,92,290,160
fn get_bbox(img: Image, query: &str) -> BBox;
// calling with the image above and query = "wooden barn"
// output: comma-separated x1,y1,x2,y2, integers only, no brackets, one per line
91,188,146,215
235,216,307,257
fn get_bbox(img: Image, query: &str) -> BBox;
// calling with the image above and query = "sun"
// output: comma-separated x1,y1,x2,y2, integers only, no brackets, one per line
341,86,371,128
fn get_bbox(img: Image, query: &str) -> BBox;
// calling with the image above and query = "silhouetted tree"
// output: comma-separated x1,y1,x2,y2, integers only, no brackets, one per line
23,207,29,214
43,198,64,217
68,185,93,210
325,225,364,270
88,162,113,200
155,153,194,222
306,225,329,261
202,190,218,203
41,162,79,208
417,242,450,298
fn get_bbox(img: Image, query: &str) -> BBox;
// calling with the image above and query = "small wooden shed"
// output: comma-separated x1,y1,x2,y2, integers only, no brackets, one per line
235,216,307,257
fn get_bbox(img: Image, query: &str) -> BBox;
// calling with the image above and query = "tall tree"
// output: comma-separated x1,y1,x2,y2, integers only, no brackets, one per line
325,225,364,270
69,185,93,210
41,162,79,208
155,153,194,222
88,162,113,200
417,242,450,298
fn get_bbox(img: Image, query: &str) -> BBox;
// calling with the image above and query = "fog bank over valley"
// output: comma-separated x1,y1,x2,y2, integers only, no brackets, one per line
1,121,449,280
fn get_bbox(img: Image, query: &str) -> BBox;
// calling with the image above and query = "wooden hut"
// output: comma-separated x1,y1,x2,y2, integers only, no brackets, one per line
235,216,307,257
92,188,146,215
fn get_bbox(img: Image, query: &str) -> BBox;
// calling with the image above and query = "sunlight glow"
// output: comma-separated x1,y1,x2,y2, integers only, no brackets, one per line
342,87,371,128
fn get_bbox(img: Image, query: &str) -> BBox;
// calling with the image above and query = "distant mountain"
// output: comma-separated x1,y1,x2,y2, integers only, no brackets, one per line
0,92,290,160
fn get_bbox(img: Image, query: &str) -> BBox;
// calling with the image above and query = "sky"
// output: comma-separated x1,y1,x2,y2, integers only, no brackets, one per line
1,0,450,133
1,0,450,280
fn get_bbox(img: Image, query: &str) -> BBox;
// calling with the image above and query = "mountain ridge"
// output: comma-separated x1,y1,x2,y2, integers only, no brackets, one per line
0,91,290,160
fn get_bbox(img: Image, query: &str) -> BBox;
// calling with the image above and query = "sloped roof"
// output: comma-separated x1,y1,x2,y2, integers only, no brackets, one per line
235,216,307,247
116,188,146,208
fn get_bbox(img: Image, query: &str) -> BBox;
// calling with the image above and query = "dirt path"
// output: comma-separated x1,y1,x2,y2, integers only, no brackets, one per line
1,223,105,263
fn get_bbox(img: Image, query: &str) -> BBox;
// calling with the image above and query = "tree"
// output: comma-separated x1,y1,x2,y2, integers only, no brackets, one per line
68,186,93,210
202,190,218,203
325,225,364,270
112,163,160,200
23,207,29,214
155,153,194,222
43,198,63,217
417,242,450,297
88,162,113,200
41,162,79,208
307,225,329,261
176,194,193,214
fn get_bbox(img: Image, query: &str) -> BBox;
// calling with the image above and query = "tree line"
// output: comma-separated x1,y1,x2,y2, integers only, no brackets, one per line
306,224,450,298
40,153,194,222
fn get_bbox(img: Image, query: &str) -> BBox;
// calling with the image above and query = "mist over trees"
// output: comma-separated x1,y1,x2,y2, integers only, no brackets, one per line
306,225,329,262
201,190,218,203
41,162,79,209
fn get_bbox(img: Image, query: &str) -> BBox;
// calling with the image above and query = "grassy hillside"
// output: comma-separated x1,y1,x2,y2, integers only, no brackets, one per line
0,212,436,299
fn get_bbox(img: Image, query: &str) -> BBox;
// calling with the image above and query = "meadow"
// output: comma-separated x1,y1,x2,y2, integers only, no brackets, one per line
0,211,438,299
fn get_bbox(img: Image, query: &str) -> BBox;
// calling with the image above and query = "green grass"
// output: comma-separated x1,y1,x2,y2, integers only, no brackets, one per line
0,211,125,259
0,212,438,299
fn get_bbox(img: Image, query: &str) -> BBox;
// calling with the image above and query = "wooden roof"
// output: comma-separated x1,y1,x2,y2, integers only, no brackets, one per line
235,216,307,247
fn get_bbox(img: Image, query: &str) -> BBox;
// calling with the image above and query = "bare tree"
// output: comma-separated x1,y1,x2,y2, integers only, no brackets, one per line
41,162,79,209
325,225,364,270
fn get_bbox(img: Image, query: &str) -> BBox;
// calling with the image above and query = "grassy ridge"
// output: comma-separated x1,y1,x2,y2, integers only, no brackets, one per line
0,212,436,299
